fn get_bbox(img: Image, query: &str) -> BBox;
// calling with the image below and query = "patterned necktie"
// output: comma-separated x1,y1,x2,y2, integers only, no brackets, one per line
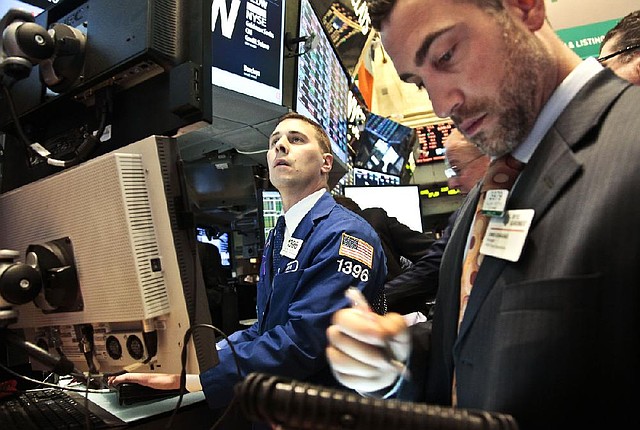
458,154,525,325
452,153,525,407
272,215,286,274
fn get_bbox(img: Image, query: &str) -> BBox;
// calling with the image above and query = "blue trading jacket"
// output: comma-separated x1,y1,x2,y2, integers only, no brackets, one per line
200,192,387,409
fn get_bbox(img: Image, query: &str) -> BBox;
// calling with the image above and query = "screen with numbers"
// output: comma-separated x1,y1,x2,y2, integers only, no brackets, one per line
352,167,400,186
259,190,284,243
415,120,455,164
295,0,350,165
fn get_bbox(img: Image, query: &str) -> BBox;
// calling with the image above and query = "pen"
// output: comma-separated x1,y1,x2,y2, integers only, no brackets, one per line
344,287,410,379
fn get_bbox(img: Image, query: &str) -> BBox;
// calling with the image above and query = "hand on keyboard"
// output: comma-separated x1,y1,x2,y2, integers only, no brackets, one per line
115,383,183,406
108,373,184,406
108,372,180,390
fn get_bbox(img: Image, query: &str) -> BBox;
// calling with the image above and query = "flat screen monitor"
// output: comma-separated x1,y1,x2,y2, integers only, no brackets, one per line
197,228,231,267
1,0,214,193
0,135,217,375
259,189,284,243
343,185,423,232
352,167,400,186
210,0,286,105
354,113,414,177
415,121,455,164
294,0,349,166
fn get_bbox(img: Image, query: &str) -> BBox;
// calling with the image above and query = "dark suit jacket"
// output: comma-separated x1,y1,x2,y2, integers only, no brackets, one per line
400,69,640,429
384,211,457,314
360,207,435,281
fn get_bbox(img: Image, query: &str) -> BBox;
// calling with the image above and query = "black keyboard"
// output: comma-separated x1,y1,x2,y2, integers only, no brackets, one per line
0,388,126,429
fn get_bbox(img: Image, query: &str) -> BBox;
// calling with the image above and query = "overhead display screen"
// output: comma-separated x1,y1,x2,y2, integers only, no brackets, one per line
352,167,400,186
295,0,350,165
354,113,414,176
415,121,455,164
211,0,286,105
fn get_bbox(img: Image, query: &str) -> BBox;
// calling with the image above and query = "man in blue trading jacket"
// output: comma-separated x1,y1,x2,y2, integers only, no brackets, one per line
110,112,387,426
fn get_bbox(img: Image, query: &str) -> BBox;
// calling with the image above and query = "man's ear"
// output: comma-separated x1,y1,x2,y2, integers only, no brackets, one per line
634,58,640,84
504,0,546,31
321,153,333,174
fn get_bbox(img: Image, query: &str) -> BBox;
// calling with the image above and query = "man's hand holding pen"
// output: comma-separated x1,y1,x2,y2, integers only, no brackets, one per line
325,288,411,394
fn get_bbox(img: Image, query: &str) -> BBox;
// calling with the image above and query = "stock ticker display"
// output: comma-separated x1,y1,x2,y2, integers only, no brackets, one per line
415,121,455,164
295,0,349,165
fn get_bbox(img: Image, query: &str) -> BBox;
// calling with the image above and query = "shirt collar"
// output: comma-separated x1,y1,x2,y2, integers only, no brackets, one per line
510,57,603,163
282,189,326,239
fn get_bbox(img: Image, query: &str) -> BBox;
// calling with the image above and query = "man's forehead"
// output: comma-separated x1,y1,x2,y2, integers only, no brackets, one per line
273,118,310,134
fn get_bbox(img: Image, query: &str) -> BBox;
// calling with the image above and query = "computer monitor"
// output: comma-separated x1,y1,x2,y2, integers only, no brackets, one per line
352,167,400,186
0,135,217,375
294,0,350,167
1,0,214,192
196,228,231,268
343,185,423,232
210,0,286,106
353,113,415,178
415,121,455,164
259,189,284,245
178,0,290,166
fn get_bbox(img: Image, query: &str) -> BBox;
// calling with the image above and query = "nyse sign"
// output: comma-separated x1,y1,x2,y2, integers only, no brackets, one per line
211,0,284,104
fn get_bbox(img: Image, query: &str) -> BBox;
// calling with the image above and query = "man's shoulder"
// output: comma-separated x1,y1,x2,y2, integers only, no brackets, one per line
307,194,381,242
328,203,374,227
321,204,379,240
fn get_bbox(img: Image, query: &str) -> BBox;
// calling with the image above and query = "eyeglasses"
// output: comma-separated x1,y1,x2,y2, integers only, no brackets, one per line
444,154,485,179
597,44,640,63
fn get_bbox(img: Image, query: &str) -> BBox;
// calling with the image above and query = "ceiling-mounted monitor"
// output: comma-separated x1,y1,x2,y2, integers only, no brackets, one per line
353,113,415,178
211,0,286,105
294,0,350,168
177,0,289,165
352,167,400,186
415,121,455,164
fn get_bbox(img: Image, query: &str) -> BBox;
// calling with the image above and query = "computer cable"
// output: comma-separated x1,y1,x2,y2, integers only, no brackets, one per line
165,323,242,430
0,83,112,168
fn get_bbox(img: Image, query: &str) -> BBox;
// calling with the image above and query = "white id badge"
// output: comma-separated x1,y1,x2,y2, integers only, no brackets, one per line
281,237,303,259
481,189,509,216
480,209,534,262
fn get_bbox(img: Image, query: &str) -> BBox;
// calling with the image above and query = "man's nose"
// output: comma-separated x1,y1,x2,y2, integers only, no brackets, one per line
425,78,463,119
274,136,288,153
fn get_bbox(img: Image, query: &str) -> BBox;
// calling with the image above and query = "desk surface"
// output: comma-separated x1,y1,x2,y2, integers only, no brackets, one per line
87,389,206,423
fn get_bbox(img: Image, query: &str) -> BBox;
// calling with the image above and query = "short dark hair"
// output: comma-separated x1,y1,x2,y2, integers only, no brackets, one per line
366,0,504,32
600,10,640,63
367,0,397,31
277,112,332,154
